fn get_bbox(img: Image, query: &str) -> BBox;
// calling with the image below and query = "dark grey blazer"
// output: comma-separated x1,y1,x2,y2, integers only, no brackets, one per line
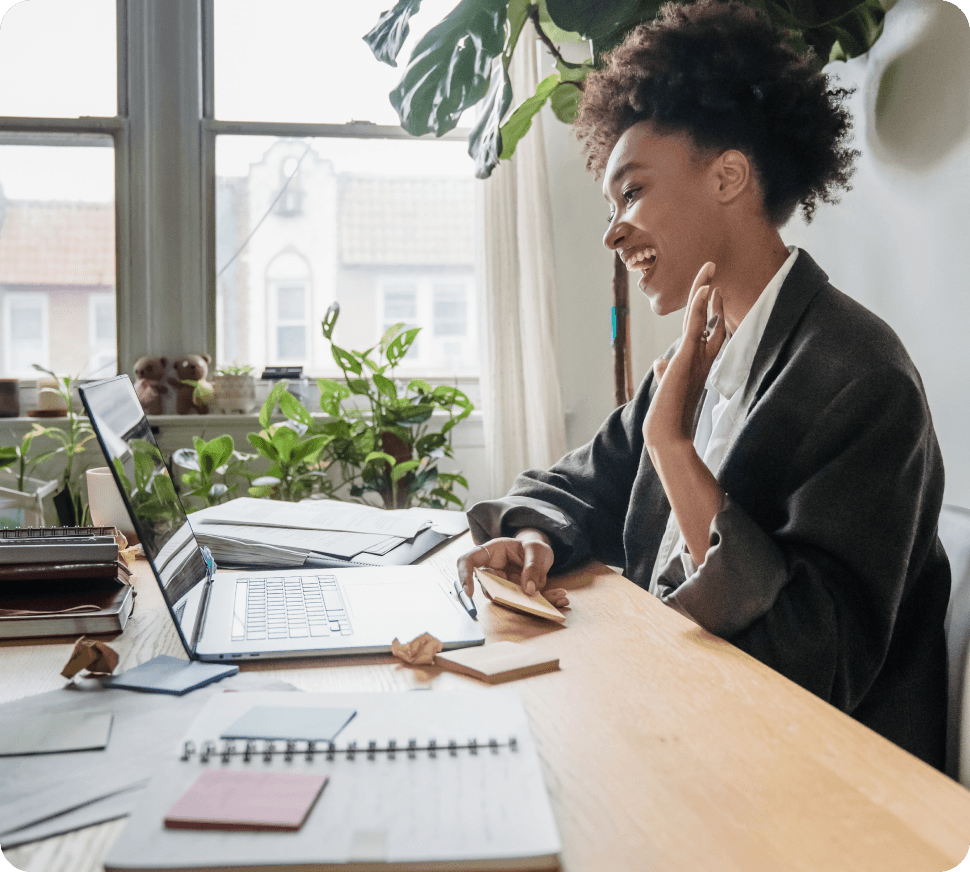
468,250,950,769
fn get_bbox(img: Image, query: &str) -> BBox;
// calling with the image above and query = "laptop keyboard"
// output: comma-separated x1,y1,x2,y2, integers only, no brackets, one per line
230,576,352,641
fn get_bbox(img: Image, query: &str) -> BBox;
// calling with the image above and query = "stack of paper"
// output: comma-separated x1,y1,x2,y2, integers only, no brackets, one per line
187,498,468,569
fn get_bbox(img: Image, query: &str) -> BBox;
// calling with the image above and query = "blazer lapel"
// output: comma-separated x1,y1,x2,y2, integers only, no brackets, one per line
716,249,830,473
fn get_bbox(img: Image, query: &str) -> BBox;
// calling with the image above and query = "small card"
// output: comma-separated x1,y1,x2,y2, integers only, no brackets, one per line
107,655,239,695
474,569,566,624
221,705,357,742
436,640,560,684
164,769,329,831
0,711,113,756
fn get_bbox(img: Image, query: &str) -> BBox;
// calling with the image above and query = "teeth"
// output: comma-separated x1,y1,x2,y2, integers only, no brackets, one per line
624,248,657,271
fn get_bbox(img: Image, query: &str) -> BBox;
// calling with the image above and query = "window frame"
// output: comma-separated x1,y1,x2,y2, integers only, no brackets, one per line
199,0,476,378
0,0,129,378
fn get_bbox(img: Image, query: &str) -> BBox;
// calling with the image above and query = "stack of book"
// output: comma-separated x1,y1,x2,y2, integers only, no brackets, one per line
0,526,135,639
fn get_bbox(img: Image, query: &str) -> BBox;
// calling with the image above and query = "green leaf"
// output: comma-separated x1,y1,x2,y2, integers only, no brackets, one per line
389,0,508,137
332,344,363,376
271,424,299,461
499,73,560,161
536,0,586,42
468,62,513,180
247,433,279,460
385,327,421,367
364,450,397,468
290,435,329,465
407,378,432,395
363,0,424,66
549,79,584,124
390,402,434,425
373,373,397,400
545,0,640,40
347,378,372,396
260,381,287,430
278,389,313,426
321,301,340,340
415,432,447,455
430,486,464,508
391,459,420,482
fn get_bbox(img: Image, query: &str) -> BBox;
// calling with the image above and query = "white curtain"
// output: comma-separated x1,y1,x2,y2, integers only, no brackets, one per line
478,30,567,498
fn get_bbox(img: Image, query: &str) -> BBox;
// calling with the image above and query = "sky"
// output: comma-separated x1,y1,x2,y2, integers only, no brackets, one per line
0,0,473,202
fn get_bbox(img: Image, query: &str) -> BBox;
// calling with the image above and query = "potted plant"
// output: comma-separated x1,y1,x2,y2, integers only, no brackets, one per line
315,303,472,510
30,366,97,526
0,425,59,528
211,364,258,414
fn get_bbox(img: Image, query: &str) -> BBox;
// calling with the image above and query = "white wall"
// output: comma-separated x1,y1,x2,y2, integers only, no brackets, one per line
783,0,970,506
536,0,970,508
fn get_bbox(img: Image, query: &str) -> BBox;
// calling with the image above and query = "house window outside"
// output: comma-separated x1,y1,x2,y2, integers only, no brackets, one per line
209,0,479,380
88,292,117,377
2,292,49,376
0,0,119,381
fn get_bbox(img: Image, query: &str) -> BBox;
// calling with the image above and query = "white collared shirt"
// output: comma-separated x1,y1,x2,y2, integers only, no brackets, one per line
648,247,799,593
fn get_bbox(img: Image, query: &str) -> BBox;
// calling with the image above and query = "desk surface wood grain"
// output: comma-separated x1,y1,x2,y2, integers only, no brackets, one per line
3,534,969,872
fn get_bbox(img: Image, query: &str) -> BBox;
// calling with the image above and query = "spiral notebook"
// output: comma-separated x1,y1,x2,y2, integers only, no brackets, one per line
105,689,561,871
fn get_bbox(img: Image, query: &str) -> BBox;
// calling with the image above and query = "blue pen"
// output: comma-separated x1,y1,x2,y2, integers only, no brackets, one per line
454,576,477,620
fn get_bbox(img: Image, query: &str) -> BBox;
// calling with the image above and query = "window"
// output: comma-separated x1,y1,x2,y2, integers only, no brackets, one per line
88,292,117,376
0,2,481,391
378,275,477,374
208,0,480,379
0,0,120,380
2,292,49,376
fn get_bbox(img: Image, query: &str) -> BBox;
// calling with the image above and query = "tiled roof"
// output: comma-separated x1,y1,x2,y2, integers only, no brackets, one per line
0,201,115,286
338,176,475,266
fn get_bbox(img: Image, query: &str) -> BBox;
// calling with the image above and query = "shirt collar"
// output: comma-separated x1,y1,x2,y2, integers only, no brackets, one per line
708,246,799,401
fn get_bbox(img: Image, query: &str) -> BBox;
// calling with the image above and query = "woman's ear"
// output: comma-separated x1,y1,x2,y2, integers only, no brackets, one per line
712,149,751,204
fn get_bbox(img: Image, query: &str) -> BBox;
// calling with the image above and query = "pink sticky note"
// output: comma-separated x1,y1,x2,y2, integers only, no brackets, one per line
164,769,329,831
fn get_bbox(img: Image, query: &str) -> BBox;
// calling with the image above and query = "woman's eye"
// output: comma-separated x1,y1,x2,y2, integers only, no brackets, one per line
623,188,639,203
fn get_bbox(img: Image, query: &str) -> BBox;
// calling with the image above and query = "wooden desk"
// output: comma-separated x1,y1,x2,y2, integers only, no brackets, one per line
3,535,970,872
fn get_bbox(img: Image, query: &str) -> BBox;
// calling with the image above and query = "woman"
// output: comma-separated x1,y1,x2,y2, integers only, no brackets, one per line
459,0,950,768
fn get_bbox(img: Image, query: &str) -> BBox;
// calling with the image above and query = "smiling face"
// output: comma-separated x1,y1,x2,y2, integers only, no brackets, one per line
602,122,724,316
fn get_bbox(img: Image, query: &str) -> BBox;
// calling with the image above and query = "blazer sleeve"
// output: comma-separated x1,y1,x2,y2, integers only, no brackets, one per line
466,370,656,572
658,365,946,713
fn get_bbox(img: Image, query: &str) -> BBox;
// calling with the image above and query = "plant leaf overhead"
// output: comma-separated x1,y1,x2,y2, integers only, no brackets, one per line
363,0,424,67
389,0,509,137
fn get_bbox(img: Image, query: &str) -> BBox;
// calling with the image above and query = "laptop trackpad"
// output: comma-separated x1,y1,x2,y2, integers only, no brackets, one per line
343,582,462,640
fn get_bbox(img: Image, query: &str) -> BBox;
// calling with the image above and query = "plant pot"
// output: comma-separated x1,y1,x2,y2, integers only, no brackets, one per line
0,469,58,528
212,374,257,414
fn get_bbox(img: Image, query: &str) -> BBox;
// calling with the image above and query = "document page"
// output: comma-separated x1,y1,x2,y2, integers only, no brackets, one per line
192,498,428,539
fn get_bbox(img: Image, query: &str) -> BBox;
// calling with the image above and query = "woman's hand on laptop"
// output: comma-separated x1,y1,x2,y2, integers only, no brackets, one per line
457,529,568,608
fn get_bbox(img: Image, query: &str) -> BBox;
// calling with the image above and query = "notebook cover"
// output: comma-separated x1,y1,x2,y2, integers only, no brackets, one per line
164,770,329,831
0,560,131,582
107,656,239,696
474,569,566,624
0,577,134,638
435,640,560,684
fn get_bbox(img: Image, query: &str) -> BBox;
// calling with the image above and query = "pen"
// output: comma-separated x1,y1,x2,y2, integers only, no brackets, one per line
454,577,477,620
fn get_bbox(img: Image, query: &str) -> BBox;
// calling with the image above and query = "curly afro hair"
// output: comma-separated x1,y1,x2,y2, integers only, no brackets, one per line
575,0,858,224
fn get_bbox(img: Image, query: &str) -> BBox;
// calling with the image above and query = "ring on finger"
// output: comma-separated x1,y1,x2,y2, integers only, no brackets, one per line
478,544,491,561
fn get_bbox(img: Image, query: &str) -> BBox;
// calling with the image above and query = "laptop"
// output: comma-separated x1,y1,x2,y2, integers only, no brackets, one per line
79,375,484,662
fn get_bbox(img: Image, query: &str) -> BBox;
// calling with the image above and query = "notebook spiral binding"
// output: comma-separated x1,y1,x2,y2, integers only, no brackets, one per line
181,736,520,763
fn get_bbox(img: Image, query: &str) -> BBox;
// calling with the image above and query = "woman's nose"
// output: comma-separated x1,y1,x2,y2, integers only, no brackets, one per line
603,218,625,251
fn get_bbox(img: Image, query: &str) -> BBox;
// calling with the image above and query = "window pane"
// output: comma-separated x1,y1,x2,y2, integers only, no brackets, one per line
0,138,116,378
0,0,116,117
214,0,466,126
384,290,417,322
276,326,306,361
434,287,467,337
216,136,478,377
277,285,305,321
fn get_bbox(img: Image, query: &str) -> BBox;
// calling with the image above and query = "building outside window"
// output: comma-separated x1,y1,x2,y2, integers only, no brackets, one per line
1,291,48,376
0,0,480,392
210,0,479,380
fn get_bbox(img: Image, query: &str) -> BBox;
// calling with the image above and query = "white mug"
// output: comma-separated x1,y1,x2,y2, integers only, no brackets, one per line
86,467,137,541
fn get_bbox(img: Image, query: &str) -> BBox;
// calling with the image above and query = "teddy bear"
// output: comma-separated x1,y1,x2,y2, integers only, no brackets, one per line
168,353,213,415
132,355,168,416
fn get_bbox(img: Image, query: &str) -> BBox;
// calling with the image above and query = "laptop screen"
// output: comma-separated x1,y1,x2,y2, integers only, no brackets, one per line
80,375,209,655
